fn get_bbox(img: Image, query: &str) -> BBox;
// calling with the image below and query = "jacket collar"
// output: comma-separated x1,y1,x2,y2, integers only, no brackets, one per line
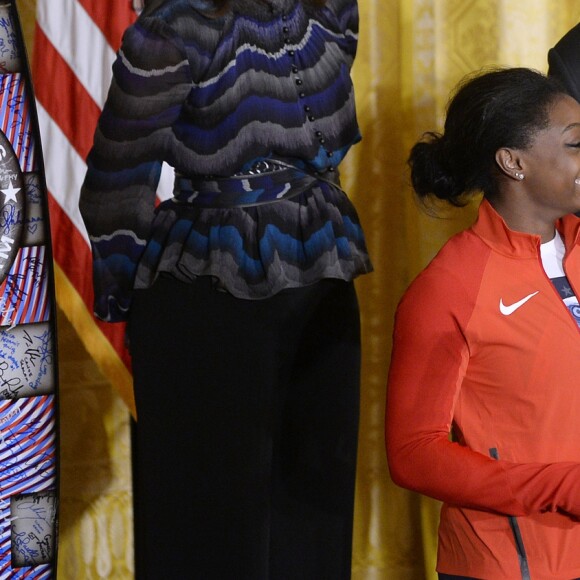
471,198,580,258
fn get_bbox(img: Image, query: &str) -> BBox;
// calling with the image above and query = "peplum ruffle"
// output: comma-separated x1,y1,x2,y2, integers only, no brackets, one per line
134,176,372,299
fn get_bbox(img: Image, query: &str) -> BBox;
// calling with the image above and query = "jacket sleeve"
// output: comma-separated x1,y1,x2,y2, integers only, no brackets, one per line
385,265,580,519
79,16,192,322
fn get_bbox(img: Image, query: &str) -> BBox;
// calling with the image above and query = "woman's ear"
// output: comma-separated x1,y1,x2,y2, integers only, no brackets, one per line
495,148,525,181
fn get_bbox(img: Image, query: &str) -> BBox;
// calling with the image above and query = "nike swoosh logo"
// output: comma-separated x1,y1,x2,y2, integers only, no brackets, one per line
499,291,540,315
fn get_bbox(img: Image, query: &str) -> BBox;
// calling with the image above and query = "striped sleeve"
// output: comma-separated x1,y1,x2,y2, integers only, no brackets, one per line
79,17,193,322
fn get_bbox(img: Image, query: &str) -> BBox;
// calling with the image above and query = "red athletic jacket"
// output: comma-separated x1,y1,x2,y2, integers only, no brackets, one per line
386,199,580,579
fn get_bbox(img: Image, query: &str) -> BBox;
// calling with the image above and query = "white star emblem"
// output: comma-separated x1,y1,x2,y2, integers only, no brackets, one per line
1,181,20,204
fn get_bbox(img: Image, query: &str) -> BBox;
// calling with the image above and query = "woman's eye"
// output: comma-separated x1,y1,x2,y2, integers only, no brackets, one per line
567,142,580,148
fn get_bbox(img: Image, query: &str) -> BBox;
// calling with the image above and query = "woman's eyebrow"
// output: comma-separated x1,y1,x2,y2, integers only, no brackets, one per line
562,122,580,133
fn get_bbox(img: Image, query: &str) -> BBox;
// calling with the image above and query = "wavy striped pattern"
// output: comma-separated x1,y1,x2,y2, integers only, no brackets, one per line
80,0,372,322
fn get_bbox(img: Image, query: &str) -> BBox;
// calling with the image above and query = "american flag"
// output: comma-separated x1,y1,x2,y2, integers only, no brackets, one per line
32,0,172,415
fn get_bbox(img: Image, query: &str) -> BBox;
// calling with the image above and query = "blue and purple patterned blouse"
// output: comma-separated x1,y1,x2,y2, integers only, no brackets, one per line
80,0,372,322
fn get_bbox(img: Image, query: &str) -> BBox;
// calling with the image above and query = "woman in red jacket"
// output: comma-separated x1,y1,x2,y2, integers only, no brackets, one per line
386,68,580,579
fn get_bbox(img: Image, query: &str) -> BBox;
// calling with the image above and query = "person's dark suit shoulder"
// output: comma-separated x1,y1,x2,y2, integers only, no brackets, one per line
548,23,580,102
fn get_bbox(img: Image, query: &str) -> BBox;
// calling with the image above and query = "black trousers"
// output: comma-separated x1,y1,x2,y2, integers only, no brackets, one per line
128,275,361,579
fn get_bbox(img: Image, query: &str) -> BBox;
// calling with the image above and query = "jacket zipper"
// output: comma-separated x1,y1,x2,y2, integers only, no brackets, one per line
489,448,531,580
485,235,575,578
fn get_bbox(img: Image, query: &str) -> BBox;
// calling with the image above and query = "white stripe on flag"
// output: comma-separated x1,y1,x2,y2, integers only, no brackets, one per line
36,0,116,108
37,102,90,246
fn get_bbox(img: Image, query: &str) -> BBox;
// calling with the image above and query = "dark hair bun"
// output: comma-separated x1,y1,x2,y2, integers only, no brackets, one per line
409,132,466,205
407,68,566,206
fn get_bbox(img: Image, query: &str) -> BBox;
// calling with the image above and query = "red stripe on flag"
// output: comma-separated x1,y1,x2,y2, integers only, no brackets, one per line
32,27,101,161
47,194,131,372
34,1,138,411
47,195,93,305
76,0,137,51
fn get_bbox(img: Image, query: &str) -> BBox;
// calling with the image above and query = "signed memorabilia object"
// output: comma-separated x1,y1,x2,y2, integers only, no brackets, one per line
0,2,59,578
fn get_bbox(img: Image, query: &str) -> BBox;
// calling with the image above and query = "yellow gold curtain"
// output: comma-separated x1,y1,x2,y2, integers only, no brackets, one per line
17,1,580,577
